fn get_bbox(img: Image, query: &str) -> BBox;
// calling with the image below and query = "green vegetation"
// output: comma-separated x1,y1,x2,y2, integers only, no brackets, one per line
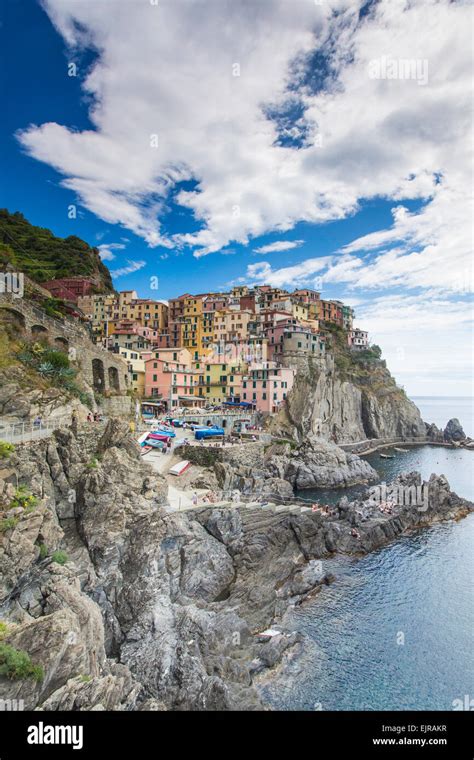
0,622,9,640
15,341,83,398
0,209,113,290
0,441,15,459
38,543,48,560
0,516,19,533
0,642,44,681
86,457,99,470
51,550,68,565
79,674,92,683
9,486,38,512
350,345,383,365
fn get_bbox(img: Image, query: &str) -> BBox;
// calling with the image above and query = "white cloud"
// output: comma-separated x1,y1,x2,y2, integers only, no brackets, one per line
97,242,126,261
253,239,305,255
110,260,146,278
246,256,332,289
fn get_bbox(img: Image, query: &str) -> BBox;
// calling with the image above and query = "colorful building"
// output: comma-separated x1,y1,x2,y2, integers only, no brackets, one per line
241,362,295,413
348,328,369,350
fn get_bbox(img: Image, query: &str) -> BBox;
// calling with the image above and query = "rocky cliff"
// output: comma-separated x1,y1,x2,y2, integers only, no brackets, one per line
270,351,426,444
0,420,471,711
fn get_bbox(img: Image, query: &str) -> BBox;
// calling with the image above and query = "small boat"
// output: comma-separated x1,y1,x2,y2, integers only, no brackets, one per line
151,428,176,437
169,460,191,476
394,447,409,453
380,453,395,459
148,432,171,442
147,439,166,450
140,445,152,455
137,432,149,445
257,628,282,640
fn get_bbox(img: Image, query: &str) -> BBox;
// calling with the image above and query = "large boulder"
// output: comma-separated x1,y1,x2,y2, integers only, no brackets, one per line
267,439,377,490
443,418,466,442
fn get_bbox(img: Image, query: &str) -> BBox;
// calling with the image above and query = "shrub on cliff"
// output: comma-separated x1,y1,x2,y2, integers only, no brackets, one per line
51,550,68,565
0,642,44,681
0,441,14,459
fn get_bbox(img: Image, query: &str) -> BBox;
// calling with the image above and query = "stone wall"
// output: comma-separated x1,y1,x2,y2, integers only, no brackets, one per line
0,292,130,395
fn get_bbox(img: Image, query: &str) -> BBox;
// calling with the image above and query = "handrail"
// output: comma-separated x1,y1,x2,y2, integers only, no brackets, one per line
0,416,75,444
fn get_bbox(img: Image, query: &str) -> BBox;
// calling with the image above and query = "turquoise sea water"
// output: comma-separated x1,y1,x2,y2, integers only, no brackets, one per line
262,397,474,711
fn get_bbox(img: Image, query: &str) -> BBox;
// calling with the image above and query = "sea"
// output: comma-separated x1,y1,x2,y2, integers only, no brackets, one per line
259,396,474,711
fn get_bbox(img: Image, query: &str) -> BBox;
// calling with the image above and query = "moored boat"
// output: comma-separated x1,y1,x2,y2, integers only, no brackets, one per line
169,460,191,476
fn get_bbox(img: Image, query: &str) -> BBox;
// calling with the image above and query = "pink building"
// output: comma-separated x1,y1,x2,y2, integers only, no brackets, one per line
144,353,204,407
241,362,295,413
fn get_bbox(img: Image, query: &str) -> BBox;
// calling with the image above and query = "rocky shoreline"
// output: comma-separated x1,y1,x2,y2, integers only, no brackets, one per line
0,419,472,711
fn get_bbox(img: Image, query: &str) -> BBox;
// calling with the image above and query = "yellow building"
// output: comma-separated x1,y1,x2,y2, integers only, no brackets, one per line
291,301,309,322
118,348,146,396
202,360,247,404
213,310,252,344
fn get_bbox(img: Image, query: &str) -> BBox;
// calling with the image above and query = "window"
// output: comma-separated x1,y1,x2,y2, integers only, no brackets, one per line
262,392,266,400
152,374,157,382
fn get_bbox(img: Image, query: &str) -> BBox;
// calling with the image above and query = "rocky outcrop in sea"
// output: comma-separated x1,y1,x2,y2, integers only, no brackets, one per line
0,420,471,711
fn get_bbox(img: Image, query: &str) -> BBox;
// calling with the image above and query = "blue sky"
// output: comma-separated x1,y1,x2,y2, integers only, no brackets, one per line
1,0,472,397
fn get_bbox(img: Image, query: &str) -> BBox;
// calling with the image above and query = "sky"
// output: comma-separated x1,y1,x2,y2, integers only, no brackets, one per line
0,0,472,397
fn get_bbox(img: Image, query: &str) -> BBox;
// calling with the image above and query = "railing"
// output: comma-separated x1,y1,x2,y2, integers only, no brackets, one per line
0,415,74,444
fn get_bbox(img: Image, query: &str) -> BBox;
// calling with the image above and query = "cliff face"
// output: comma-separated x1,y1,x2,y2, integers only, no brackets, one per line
271,354,426,444
0,420,471,711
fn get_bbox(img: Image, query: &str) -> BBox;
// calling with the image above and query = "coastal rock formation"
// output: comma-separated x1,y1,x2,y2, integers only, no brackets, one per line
1,421,472,711
270,354,426,444
178,439,377,496
443,418,466,442
264,439,377,490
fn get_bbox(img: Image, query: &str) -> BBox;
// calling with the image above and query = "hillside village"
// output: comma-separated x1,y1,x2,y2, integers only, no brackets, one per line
42,275,369,413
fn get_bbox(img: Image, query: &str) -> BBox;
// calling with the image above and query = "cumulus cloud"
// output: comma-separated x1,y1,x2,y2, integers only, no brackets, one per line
253,239,305,255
